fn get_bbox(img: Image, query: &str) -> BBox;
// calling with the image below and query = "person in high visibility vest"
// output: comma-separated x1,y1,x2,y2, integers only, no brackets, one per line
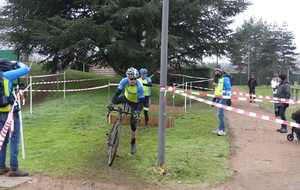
138,68,152,129
212,65,232,136
0,58,30,177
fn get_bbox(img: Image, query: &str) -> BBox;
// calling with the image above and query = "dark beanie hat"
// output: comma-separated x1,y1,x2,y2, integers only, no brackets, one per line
0,58,12,71
278,74,286,81
214,65,222,71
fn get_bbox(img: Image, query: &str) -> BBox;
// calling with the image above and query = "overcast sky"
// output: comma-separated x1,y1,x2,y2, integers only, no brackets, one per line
231,0,300,52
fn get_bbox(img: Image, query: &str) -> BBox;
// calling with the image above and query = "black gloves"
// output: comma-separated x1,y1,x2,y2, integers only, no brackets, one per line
107,104,114,112
226,99,232,106
211,98,231,106
211,98,216,107
133,110,140,121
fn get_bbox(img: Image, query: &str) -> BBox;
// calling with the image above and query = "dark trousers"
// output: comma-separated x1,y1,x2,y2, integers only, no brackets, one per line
278,106,287,129
143,96,150,124
249,88,256,101
114,95,138,131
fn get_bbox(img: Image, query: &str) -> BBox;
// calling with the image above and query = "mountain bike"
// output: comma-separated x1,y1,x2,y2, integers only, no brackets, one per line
106,103,131,166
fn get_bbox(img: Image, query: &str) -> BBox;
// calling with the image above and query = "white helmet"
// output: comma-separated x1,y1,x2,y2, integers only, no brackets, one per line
126,67,139,78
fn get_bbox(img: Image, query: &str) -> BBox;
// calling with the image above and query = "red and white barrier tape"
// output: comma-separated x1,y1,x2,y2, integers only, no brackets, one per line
21,85,110,92
167,87,300,128
31,77,115,85
25,73,64,78
174,89,295,104
21,83,119,93
173,84,300,104
16,85,25,105
0,105,15,150
109,83,119,86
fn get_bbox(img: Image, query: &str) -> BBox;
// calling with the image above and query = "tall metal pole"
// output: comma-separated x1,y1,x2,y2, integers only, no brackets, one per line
64,72,66,99
184,82,187,113
247,53,250,79
158,0,169,165
287,66,290,82
30,76,32,114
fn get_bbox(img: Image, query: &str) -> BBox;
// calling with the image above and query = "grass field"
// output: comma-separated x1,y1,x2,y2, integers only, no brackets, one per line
15,64,300,188
15,64,232,189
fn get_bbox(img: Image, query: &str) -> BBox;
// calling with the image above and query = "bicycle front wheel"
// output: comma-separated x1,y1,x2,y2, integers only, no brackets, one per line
107,123,121,166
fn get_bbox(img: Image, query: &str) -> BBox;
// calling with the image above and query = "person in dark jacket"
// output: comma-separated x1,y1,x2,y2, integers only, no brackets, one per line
276,74,290,133
248,74,257,103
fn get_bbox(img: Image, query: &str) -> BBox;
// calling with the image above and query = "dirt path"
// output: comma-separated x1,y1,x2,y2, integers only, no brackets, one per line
11,86,300,190
205,86,300,190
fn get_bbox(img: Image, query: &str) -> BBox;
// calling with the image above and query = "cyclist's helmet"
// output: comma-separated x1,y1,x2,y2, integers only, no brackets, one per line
126,67,139,78
140,68,148,74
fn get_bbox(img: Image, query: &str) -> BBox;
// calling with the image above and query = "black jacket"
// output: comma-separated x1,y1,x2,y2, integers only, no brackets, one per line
276,80,291,108
248,78,257,89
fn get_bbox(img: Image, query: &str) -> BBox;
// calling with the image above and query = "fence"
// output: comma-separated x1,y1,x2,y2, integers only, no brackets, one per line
291,87,300,100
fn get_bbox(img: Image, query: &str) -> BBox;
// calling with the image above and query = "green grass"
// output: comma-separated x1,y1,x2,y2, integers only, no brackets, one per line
13,65,232,189
19,66,300,188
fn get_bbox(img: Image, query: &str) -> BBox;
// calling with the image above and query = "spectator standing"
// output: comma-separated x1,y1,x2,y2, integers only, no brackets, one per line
212,65,232,136
271,74,279,117
138,68,152,129
248,74,257,103
276,74,291,133
0,58,30,177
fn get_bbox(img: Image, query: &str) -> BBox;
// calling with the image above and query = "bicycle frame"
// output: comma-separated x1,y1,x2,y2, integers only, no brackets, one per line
106,103,131,166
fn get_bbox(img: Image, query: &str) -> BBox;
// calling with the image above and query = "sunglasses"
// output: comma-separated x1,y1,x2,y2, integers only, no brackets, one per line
129,78,137,81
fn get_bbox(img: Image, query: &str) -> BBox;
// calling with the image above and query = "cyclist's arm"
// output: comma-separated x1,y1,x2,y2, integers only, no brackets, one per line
111,78,128,104
223,77,232,96
136,81,145,111
143,78,152,87
142,82,152,87
111,88,122,104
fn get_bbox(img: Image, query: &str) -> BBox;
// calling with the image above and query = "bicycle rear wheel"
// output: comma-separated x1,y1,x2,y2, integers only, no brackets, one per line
107,121,122,166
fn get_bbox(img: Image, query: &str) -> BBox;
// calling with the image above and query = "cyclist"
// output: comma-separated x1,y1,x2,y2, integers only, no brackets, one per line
107,67,145,154
138,68,152,129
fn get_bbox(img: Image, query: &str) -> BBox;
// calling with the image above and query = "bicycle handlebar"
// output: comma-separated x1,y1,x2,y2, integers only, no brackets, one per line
107,107,133,117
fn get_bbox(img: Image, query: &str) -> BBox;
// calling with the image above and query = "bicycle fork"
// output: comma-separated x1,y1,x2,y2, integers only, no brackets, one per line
106,127,117,146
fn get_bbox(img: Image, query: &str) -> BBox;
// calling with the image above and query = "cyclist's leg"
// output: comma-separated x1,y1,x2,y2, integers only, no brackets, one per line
143,96,150,128
114,95,128,104
130,102,138,139
129,102,139,154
